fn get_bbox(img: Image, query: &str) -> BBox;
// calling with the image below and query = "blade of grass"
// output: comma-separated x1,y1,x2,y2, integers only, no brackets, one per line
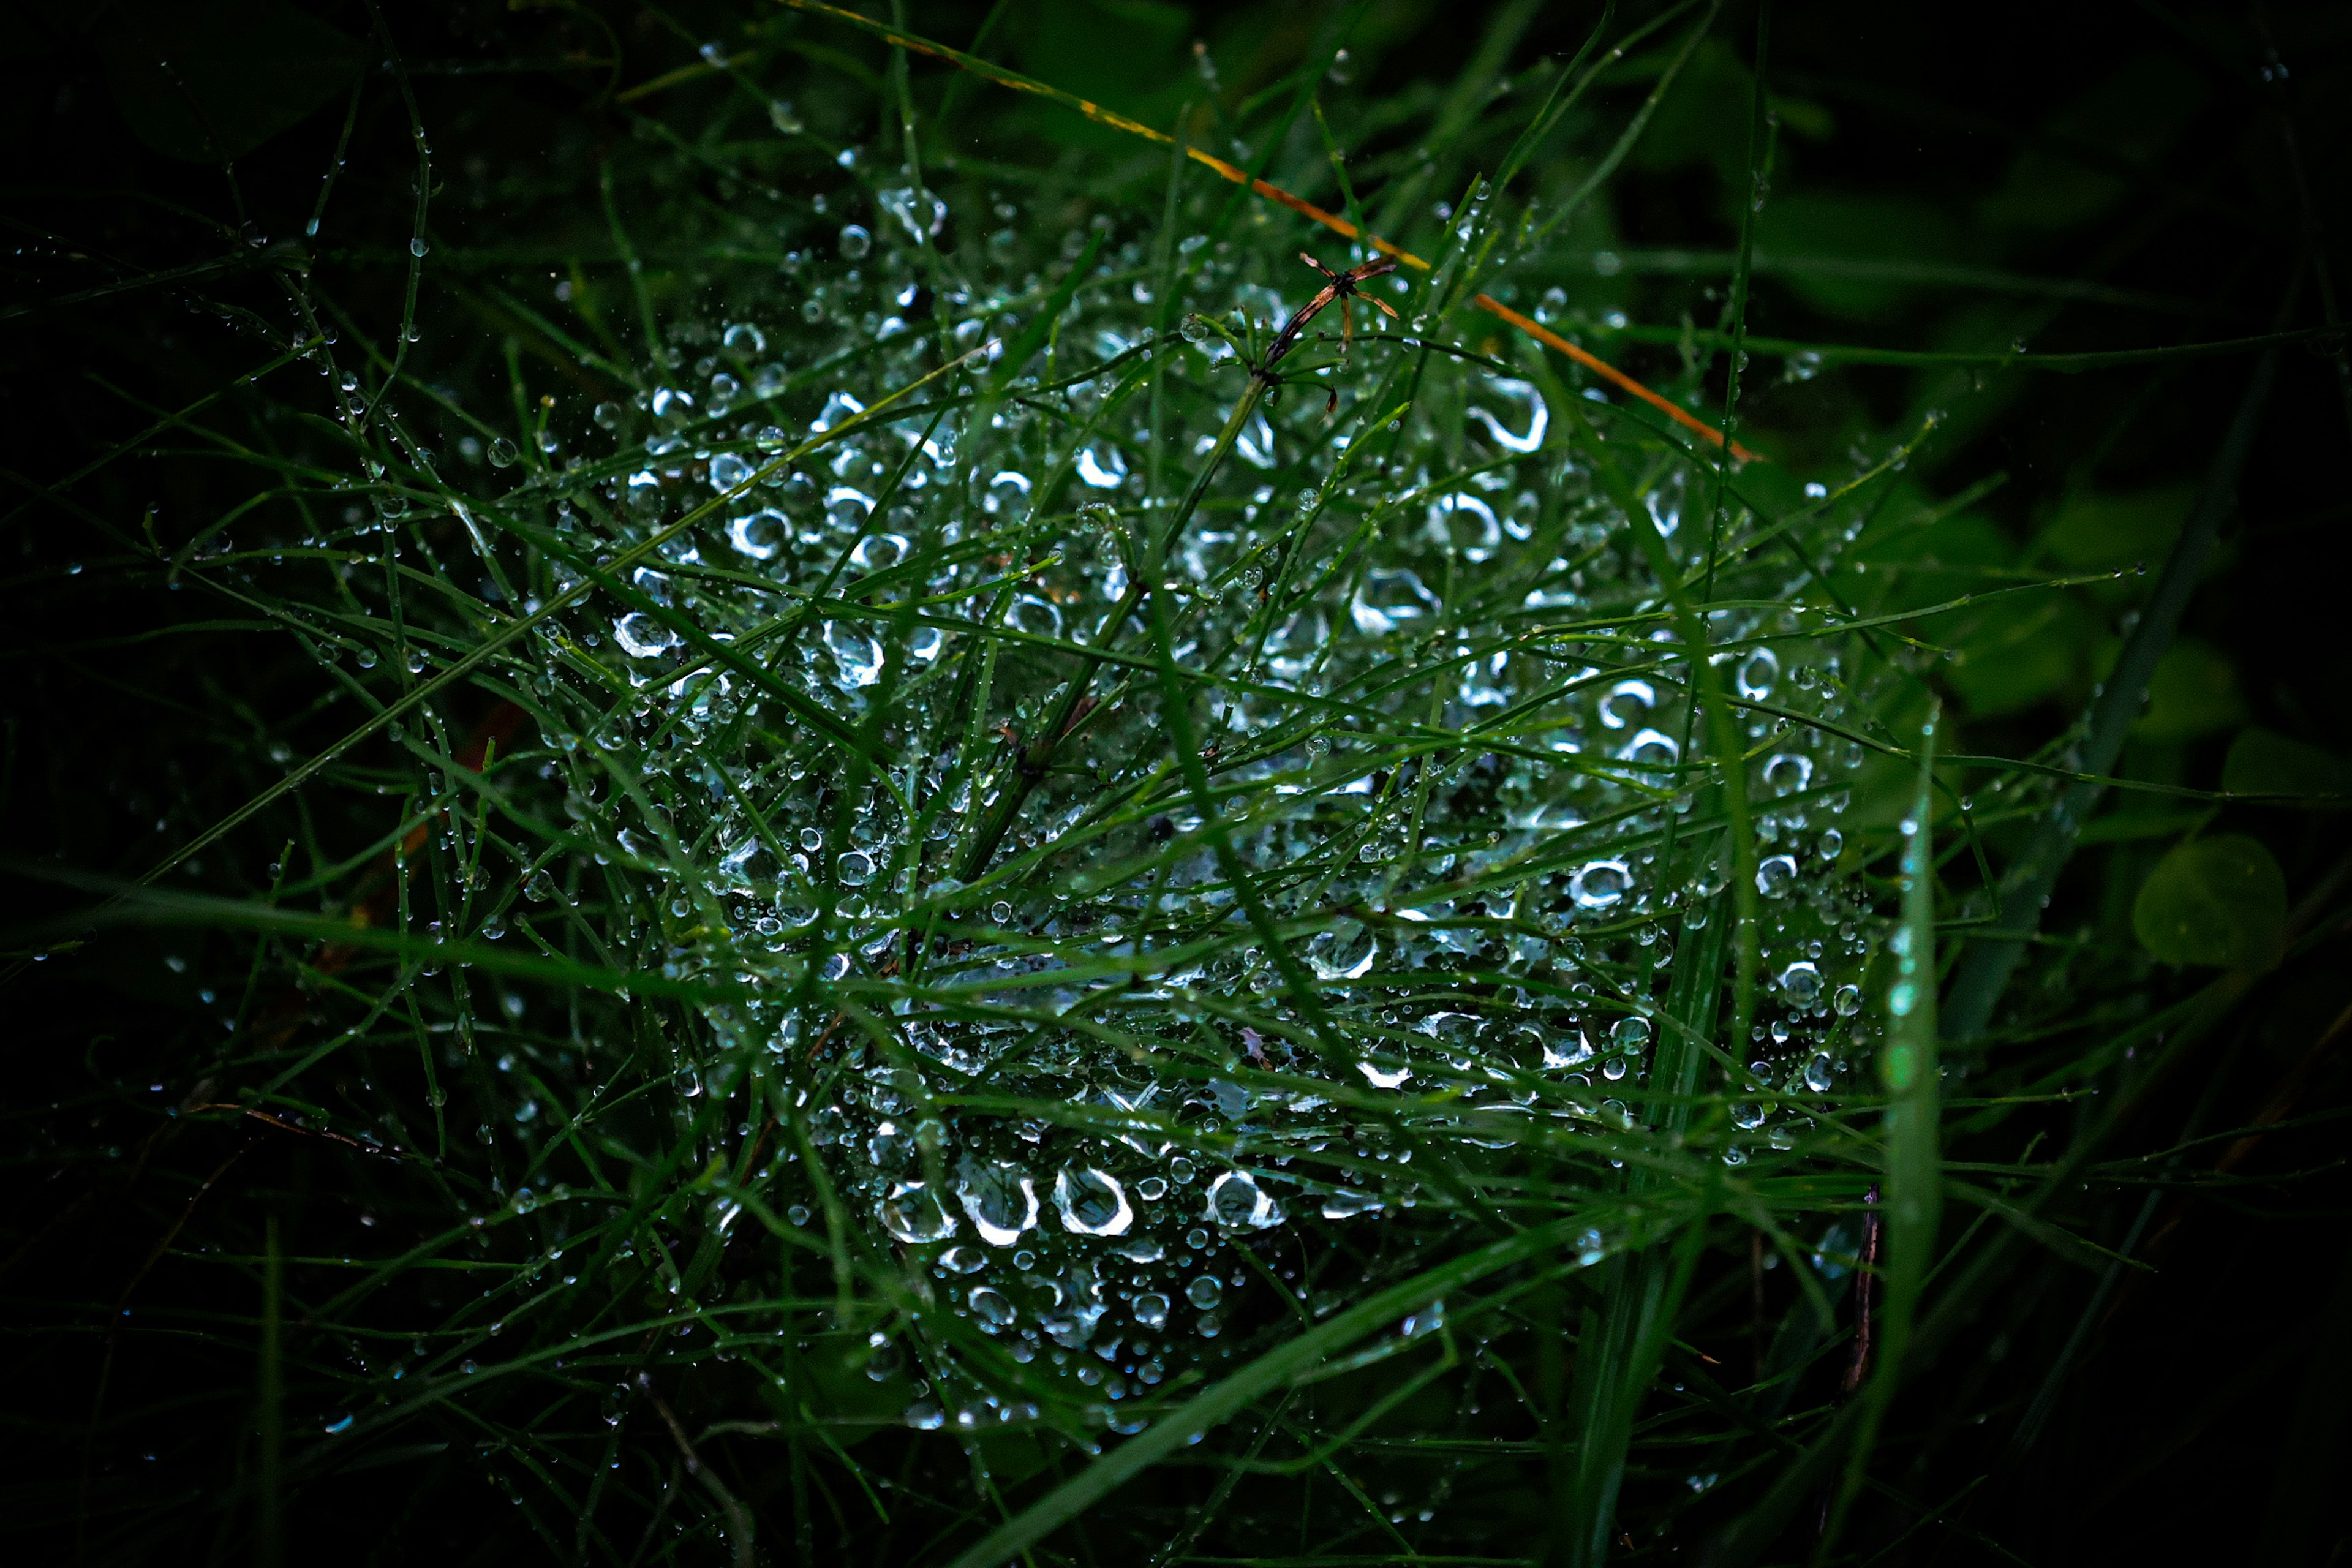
1703,0,1770,603
1561,890,1730,1567
1941,350,2278,1041
942,1218,1584,1568
956,369,1265,883
1559,389,1763,1063
118,341,987,900
1820,706,1943,1559
993,232,1102,392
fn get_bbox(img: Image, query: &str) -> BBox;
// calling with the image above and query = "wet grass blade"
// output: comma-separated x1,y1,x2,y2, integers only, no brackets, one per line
1942,350,2279,1041
1560,388,1762,1055
1563,897,1728,1566
1822,706,1943,1558
943,1219,1583,1568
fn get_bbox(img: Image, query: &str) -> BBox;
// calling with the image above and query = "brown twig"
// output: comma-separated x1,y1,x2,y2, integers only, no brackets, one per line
180,1103,404,1158
1265,252,1399,412
1842,1184,1883,1395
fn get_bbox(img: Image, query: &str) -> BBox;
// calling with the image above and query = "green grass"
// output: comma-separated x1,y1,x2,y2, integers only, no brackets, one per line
7,2,2352,1566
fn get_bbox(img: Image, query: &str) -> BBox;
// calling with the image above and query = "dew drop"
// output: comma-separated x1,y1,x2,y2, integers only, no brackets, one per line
1204,1170,1284,1231
1076,445,1129,489
1572,859,1632,910
968,1286,1015,1330
1736,647,1779,703
612,612,678,658
1778,961,1823,1007
956,1157,1039,1246
1053,1167,1134,1236
727,508,789,561
1306,919,1376,980
878,1182,957,1243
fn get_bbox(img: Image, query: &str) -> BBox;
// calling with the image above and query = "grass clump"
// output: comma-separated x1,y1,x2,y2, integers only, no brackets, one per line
7,3,2352,1566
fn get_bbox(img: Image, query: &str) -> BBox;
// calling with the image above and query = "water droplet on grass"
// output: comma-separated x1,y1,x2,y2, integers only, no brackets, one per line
1765,753,1814,794
824,622,883,687
1466,377,1548,452
1737,647,1779,701
880,1182,956,1243
613,613,677,658
1054,1167,1134,1235
957,1158,1039,1246
727,508,788,560
1572,859,1632,910
1205,1170,1284,1230
1307,919,1376,980
1076,445,1128,489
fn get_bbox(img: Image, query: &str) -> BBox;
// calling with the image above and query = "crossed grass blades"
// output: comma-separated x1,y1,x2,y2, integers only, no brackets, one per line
8,2,2346,1566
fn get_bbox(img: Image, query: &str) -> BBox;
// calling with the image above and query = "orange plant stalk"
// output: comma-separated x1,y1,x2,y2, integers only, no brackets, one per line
779,0,1758,462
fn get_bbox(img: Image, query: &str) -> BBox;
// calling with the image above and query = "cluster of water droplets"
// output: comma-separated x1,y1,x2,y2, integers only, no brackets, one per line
390,173,1888,1433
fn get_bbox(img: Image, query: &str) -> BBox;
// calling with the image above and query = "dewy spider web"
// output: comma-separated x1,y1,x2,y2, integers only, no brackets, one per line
288,29,1873,1494
45,7,1930,1561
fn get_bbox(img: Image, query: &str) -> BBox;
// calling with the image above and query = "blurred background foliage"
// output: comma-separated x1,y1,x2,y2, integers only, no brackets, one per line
5,0,2351,1564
